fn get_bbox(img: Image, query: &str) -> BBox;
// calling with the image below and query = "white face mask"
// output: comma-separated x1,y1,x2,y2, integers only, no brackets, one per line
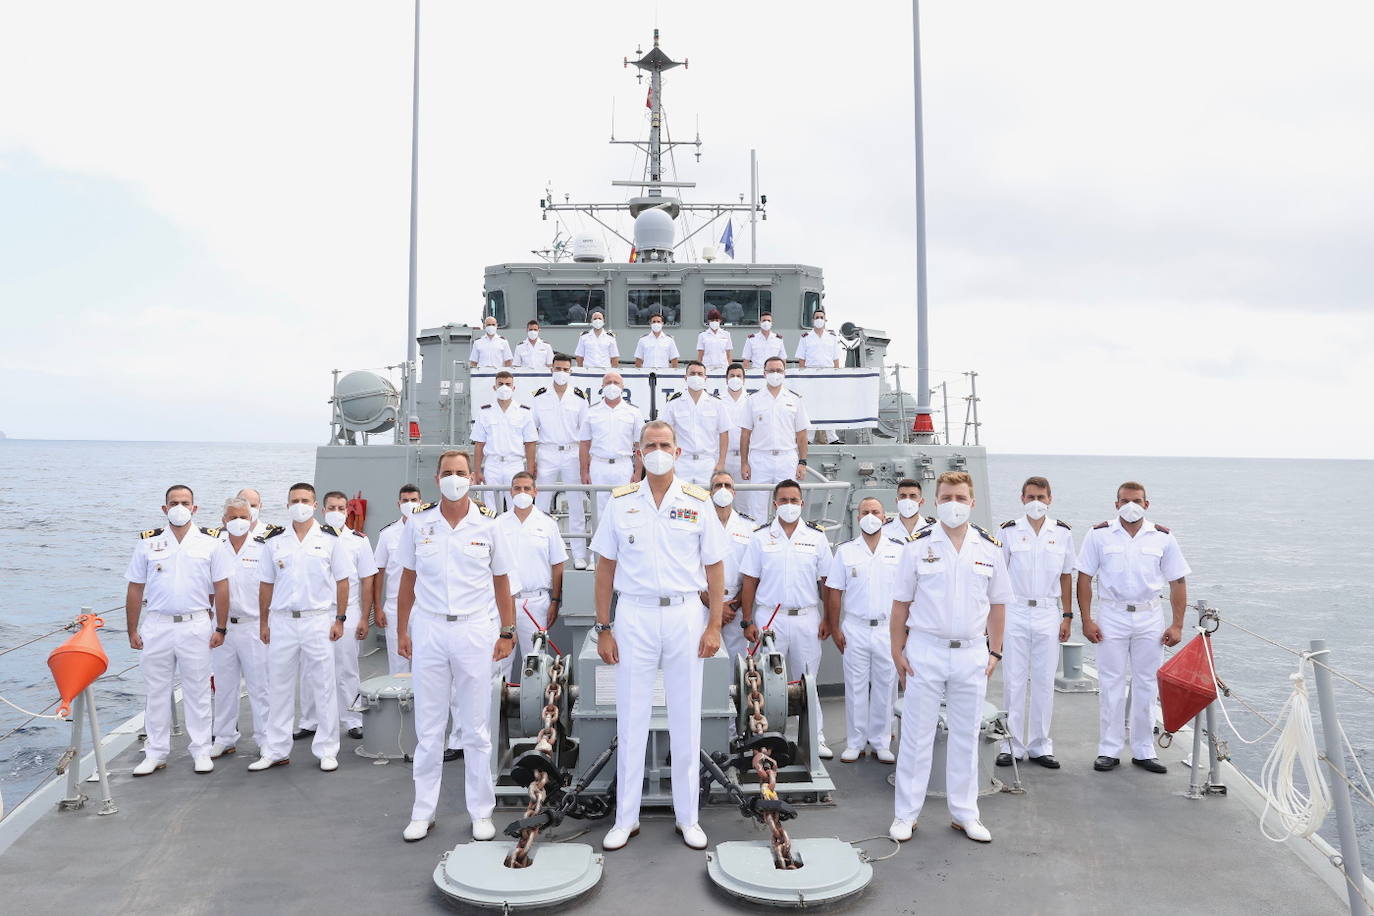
813,318,826,329
650,323,663,334
765,372,784,388
712,487,734,508
511,492,534,510
897,498,921,519
709,320,720,331
249,506,260,522
726,376,744,392
288,503,315,524
1118,501,1147,524
591,318,604,329
642,449,675,476
400,500,422,516
495,385,513,402
760,320,772,331
225,517,252,537
527,329,539,341
859,514,884,535
937,501,971,528
1024,500,1049,520
602,384,622,401
551,370,570,386
438,475,470,502
686,375,705,391
484,324,497,336
775,503,802,524
166,504,193,527
324,510,348,530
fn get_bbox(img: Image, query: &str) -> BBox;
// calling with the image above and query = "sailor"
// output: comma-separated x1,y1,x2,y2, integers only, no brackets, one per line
996,476,1075,770
468,316,513,368
210,496,270,760
719,362,752,513
371,484,424,674
472,369,537,509
124,485,231,776
294,491,379,743
794,307,841,369
574,310,620,369
633,314,680,369
513,319,554,369
706,469,756,664
498,472,567,676
825,498,903,764
738,479,835,759
738,357,811,519
883,478,935,541
888,471,1011,844
591,421,727,852
531,353,590,569
237,487,268,537
661,360,728,486
695,308,734,370
739,312,787,369
395,450,516,843
1076,480,1190,775
250,483,353,773
579,370,645,522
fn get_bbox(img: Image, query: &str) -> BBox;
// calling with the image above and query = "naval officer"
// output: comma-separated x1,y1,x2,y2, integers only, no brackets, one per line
633,315,680,368
739,312,787,369
794,308,841,369
125,485,231,776
469,316,514,368
695,308,734,370
531,353,590,569
883,478,934,541
472,369,538,508
396,450,516,843
661,360,729,486
574,311,620,369
371,484,424,673
499,471,568,676
236,487,268,537
825,498,902,764
592,421,727,852
513,319,555,369
579,371,644,522
706,469,756,664
250,483,353,773
210,496,270,759
889,471,1011,844
996,476,1074,770
738,356,811,521
1076,480,1190,775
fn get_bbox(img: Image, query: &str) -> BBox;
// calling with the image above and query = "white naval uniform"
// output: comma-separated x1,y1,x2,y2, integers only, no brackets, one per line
740,331,787,368
397,500,511,824
999,516,1075,758
513,337,554,369
469,333,513,367
299,529,378,734
720,388,750,498
499,507,568,676
258,521,354,762
740,518,833,739
662,390,728,485
1075,518,1190,760
891,524,1012,825
695,328,734,370
574,329,620,368
473,400,537,509
739,386,809,520
795,329,842,367
590,478,728,832
827,535,904,753
579,398,645,520
125,525,231,763
882,515,934,543
716,508,758,664
372,518,411,674
633,331,680,368
213,531,270,751
531,384,590,564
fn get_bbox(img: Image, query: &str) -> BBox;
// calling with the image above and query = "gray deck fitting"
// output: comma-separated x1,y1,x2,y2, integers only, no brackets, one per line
706,837,873,908
433,840,603,910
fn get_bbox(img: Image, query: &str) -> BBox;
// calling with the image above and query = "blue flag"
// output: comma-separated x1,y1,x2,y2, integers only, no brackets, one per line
720,219,735,259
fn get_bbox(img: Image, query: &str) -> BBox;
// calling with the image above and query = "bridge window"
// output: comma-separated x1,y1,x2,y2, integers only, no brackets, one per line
536,288,606,326
484,290,507,327
704,289,771,326
801,290,822,328
627,288,682,326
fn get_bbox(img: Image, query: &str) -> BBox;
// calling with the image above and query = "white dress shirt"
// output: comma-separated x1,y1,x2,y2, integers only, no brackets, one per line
396,502,512,618
999,516,1075,602
469,334,513,367
575,329,620,368
740,331,787,366
590,478,727,596
1074,519,1190,605
740,519,833,610
531,385,589,448
828,535,906,620
514,338,555,368
126,525,232,614
740,387,810,452
258,522,354,613
795,329,841,367
498,508,568,593
634,331,680,368
695,328,734,368
472,401,538,460
579,399,645,460
219,531,267,618
662,390,729,459
893,524,1013,639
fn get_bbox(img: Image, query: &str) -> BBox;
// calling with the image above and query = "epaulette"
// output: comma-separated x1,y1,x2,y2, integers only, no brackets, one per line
1154,524,1170,534
681,482,708,501
519,404,531,410
480,404,492,409
788,389,801,397
907,528,932,542
532,387,548,397
805,520,824,532
140,527,164,539
925,516,936,526
888,537,906,546
257,524,286,542
973,524,1001,548
574,388,589,400
612,483,640,498
1093,521,1110,529
1056,520,1072,530
381,518,399,531
419,502,438,511
320,524,340,536
737,512,755,522
748,332,756,338
1000,519,1017,529
666,391,683,402
478,504,497,518
754,522,770,531
199,526,222,537
709,391,721,399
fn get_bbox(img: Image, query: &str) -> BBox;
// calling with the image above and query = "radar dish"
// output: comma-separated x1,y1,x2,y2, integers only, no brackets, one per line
632,208,675,257
571,234,606,263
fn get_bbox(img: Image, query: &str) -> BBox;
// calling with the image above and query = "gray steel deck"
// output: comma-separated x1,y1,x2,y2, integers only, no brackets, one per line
0,653,1346,915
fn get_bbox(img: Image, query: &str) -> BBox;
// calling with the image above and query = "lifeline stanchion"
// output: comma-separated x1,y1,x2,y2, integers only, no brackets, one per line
56,687,117,816
1309,639,1369,916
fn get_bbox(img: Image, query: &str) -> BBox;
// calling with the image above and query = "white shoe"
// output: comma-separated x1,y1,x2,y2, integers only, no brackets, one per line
603,823,640,851
952,820,992,843
132,756,166,777
248,756,288,771
676,823,708,850
889,818,916,842
193,755,214,774
403,820,433,842
573,558,588,570
817,742,834,760
319,756,338,772
839,747,863,763
209,743,235,759
472,818,496,841
874,747,897,764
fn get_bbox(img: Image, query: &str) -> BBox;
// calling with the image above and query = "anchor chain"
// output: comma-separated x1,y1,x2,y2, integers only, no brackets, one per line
506,656,565,869
744,652,799,870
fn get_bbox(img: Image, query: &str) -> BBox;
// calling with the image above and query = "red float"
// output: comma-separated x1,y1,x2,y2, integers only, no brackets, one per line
1157,632,1218,736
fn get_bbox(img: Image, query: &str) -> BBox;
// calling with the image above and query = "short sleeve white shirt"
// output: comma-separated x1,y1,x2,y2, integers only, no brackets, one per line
1075,519,1191,605
219,531,268,618
531,386,589,448
662,391,729,459
126,526,232,614
579,399,645,460
395,501,512,618
589,479,727,596
717,509,759,596
695,329,734,368
740,387,810,452
882,515,934,542
795,329,841,367
741,331,787,367
472,402,538,460
373,518,407,610
827,535,906,621
258,522,354,613
514,338,555,369
470,334,513,367
634,332,680,368
498,508,568,593
999,516,1075,603
338,530,380,614
893,524,1014,639
739,519,834,610
575,330,620,368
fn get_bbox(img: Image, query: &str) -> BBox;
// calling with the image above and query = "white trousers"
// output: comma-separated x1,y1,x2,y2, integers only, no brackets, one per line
140,612,213,761
745,448,798,521
410,611,499,822
299,604,364,731
211,617,269,750
614,598,707,830
894,636,989,824
1002,601,1060,758
382,602,410,675
483,455,525,511
840,616,896,752
511,591,552,681
589,457,634,523
719,590,748,665
1096,605,1165,759
536,445,587,562
263,612,338,761
677,454,716,487
763,605,825,739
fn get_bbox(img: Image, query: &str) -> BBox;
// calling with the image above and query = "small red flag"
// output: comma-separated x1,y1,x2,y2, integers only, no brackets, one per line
645,88,652,109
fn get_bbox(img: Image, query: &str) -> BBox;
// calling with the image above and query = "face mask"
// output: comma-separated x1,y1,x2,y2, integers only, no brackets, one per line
726,377,744,392
1024,500,1049,520
813,318,826,329
527,330,539,341
1118,501,1146,524
760,320,772,331
602,384,622,401
937,501,971,528
288,503,315,524
249,506,260,522
859,514,884,535
485,325,497,336
552,370,570,386
400,501,422,516
166,504,193,527
897,498,921,519
592,318,604,329
495,385,513,402
765,372,784,388
324,510,348,530
438,475,470,502
712,487,734,508
775,503,802,524
225,518,252,537
686,375,705,391
642,449,675,476
709,320,720,331
651,323,663,333
511,492,534,510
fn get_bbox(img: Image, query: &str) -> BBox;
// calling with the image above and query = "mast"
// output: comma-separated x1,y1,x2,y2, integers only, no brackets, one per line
911,0,935,437
404,0,421,445
646,30,665,202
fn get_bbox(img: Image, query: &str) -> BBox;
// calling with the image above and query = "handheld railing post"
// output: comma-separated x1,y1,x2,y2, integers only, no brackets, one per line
1309,639,1368,916
1186,711,1206,799
83,687,117,815
60,691,87,809
1204,703,1225,793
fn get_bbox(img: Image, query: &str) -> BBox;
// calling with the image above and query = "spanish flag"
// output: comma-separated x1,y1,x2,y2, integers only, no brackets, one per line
629,246,638,263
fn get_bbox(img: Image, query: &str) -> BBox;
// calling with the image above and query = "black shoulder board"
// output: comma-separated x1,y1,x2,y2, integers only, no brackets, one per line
709,391,721,399
1093,521,1110,529
320,524,340,536
925,516,936,525
1154,523,1170,534
973,525,1001,548
665,391,682,402
420,502,437,511
532,387,548,398
737,512,755,522
888,536,906,546
606,330,615,336
907,528,932,542
1000,519,1017,529
1056,519,1072,530
258,524,286,542
747,332,756,338
140,527,164,539
480,404,492,409
519,404,531,410
787,389,801,397
380,519,398,531
805,520,824,532
754,522,770,531
199,526,222,537
575,388,589,400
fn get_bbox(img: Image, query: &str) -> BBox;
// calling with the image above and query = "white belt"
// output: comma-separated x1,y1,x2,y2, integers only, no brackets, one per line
911,631,985,649
418,610,496,623
539,443,576,452
620,592,694,607
846,615,888,627
227,615,259,624
1103,599,1160,614
592,455,628,464
758,603,817,617
516,587,550,597
1017,598,1059,608
486,454,524,463
156,611,210,623
271,608,332,618
759,449,796,457
682,453,710,461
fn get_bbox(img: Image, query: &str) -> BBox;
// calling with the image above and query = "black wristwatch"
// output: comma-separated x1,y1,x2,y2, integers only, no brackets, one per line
1062,612,1074,620
740,618,753,630
989,649,1003,660
550,596,561,605
335,615,347,623
215,626,228,635
594,622,613,634
797,458,808,466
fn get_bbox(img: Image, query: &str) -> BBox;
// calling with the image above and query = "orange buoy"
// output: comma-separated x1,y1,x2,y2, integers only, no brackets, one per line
48,615,109,717
1157,632,1218,736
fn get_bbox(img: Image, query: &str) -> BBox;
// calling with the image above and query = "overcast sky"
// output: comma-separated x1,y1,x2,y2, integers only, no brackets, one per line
1,1,1370,458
